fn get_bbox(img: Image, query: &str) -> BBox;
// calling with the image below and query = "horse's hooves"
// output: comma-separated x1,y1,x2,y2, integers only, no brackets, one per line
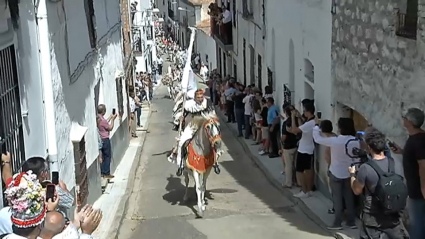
197,206,204,218
214,166,221,174
176,168,184,176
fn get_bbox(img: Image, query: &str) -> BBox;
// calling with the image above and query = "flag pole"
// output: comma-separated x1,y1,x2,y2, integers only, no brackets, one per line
176,27,196,176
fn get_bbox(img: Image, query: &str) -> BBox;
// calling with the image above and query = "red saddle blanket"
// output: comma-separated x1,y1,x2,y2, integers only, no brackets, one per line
186,142,215,173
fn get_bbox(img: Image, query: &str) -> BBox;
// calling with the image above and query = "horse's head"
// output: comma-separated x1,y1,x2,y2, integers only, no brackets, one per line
202,112,224,158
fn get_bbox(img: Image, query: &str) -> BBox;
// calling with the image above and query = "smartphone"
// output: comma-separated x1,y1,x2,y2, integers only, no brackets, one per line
46,184,55,201
52,171,59,185
112,108,116,115
387,140,397,150
317,111,322,119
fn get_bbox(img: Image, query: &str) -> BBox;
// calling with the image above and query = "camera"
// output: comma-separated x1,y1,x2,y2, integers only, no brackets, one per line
345,133,369,166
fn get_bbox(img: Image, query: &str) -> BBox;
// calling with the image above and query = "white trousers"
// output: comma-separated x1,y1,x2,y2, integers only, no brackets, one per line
167,86,172,98
176,125,195,167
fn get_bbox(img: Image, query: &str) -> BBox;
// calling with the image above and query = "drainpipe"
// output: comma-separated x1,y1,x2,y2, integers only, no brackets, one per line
36,0,59,172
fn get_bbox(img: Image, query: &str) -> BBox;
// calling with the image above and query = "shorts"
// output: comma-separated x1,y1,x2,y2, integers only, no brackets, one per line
296,152,314,172
261,127,269,139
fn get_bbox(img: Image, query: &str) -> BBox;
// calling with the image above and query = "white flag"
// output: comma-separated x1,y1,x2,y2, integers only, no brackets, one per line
181,28,197,98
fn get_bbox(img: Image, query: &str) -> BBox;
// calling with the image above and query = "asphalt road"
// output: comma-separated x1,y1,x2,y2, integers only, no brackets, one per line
116,68,333,239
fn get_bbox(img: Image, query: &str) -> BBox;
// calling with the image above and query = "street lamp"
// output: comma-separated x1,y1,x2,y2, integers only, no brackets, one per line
178,7,192,12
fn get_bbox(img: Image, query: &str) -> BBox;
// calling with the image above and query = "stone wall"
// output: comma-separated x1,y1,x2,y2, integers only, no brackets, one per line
331,0,425,155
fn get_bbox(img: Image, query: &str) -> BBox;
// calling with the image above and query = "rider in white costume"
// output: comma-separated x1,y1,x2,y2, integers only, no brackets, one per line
168,89,213,168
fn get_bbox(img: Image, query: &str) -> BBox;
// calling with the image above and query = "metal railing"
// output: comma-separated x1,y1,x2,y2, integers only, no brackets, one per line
395,11,417,40
0,45,26,174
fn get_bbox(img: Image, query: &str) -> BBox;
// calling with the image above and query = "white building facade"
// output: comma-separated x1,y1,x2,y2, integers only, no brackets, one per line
154,0,217,71
133,0,158,73
209,0,335,196
0,0,131,205
265,0,333,194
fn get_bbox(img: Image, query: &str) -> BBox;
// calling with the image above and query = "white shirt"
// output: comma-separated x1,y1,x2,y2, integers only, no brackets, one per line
129,97,136,113
313,126,360,178
264,93,273,99
242,94,253,115
0,207,12,234
297,119,315,154
200,66,208,77
222,10,232,24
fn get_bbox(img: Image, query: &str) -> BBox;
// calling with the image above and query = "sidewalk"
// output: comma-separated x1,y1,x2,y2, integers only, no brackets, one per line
216,109,357,239
92,78,162,238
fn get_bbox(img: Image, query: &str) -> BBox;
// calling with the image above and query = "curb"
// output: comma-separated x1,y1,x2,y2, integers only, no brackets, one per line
106,106,153,239
216,109,336,238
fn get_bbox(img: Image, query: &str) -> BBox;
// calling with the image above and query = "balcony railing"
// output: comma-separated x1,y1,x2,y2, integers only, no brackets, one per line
211,18,233,46
395,11,417,40
168,8,174,19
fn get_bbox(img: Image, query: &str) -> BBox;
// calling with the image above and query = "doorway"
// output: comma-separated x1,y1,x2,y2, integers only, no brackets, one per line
289,39,295,92
249,44,255,85
257,54,262,90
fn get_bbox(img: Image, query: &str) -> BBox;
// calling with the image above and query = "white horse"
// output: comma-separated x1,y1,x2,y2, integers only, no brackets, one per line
180,112,223,217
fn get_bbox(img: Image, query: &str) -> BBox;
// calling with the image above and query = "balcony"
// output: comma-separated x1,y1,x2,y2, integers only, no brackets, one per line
211,18,233,51
395,10,417,40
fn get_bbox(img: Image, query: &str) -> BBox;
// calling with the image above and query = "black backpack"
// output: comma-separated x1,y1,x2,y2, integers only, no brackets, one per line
366,158,408,214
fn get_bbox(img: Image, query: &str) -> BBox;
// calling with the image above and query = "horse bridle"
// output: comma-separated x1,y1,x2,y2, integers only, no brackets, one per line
203,118,222,174
203,118,221,145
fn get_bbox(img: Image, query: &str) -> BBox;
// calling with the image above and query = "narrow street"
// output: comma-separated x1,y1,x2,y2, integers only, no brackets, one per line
116,78,333,239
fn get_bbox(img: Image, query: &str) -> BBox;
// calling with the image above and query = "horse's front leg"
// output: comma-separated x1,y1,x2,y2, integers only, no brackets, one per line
193,171,205,217
202,167,212,206
183,170,190,202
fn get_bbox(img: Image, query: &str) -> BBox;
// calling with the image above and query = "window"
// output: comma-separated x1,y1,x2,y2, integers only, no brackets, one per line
218,48,222,75
84,0,97,48
116,77,124,116
257,54,262,90
233,62,237,80
304,59,314,83
223,52,227,76
267,68,273,90
0,45,25,176
242,0,252,18
145,26,153,40
395,0,418,40
232,0,236,27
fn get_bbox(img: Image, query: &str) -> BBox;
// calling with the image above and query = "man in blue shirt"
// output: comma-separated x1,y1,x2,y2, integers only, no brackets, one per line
267,97,280,158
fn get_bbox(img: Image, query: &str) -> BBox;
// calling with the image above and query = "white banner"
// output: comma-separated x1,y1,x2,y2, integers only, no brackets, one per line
181,28,197,98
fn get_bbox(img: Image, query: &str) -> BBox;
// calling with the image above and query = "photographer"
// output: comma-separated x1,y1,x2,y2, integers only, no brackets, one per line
313,117,358,230
349,127,409,239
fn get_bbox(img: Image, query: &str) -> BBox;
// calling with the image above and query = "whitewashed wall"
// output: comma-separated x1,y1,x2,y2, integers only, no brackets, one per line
46,0,126,188
14,0,48,158
265,0,332,117
196,30,216,70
